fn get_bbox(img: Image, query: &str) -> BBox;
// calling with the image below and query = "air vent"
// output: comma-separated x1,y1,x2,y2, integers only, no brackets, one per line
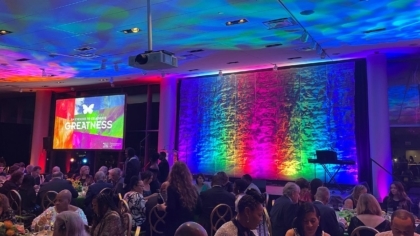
16,58,30,61
180,54,200,60
287,57,302,60
263,17,297,30
74,53,100,58
74,46,95,52
227,61,238,64
266,43,282,48
188,49,204,53
363,28,386,34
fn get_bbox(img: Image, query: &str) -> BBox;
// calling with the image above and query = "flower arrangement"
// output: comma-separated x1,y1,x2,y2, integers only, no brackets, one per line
337,209,355,222
0,221,28,236
68,179,83,192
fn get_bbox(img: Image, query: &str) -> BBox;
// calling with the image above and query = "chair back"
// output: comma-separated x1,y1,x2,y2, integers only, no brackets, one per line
99,187,112,196
149,205,167,236
122,212,133,236
119,199,130,215
263,207,272,236
210,204,233,235
9,190,22,215
350,226,380,236
134,226,141,236
42,191,58,210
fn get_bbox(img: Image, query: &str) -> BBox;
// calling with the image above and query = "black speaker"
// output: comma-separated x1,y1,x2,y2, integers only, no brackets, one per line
43,137,52,150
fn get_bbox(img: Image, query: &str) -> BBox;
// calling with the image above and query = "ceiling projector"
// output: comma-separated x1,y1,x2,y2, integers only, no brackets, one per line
128,50,178,70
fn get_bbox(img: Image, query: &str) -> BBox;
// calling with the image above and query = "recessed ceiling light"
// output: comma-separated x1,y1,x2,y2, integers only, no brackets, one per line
15,58,30,62
227,61,239,64
121,27,141,34
300,10,314,15
266,43,283,48
363,28,386,34
0,30,12,35
287,57,302,60
225,19,248,26
188,69,199,71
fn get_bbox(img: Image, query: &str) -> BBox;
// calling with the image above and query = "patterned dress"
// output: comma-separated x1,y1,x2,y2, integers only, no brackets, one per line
31,206,87,229
91,210,124,236
0,207,16,223
123,191,146,228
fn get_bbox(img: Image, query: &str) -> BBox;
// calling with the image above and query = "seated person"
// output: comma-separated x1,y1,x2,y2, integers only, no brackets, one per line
75,165,94,186
175,222,208,236
285,202,331,236
36,172,78,206
124,176,147,230
348,193,390,236
19,175,41,214
53,211,89,236
91,193,124,236
31,190,87,231
0,193,16,223
376,209,419,236
0,170,23,195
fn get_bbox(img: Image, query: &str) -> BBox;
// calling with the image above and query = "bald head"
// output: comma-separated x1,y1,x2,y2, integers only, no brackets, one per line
58,190,72,202
52,166,60,174
95,171,106,181
175,222,208,236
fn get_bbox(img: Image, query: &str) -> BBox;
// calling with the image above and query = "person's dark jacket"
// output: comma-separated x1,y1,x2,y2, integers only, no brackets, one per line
158,159,169,183
270,195,299,236
313,201,344,236
85,180,113,207
199,186,235,233
36,178,78,205
0,180,19,195
124,157,141,188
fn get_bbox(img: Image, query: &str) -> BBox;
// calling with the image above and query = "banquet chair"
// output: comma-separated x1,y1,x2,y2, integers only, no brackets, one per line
133,226,141,236
122,212,133,236
42,191,58,210
99,187,112,196
119,199,130,215
210,204,233,236
350,226,379,236
149,205,167,236
9,190,22,215
9,190,36,228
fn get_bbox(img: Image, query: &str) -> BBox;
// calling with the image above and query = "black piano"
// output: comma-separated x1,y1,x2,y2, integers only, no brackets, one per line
308,150,355,190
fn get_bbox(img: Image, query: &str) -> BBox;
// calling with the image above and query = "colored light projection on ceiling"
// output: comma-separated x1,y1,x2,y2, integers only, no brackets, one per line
178,61,358,184
281,0,420,48
388,59,420,126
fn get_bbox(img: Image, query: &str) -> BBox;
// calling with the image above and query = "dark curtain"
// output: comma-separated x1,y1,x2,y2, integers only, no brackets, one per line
354,59,372,190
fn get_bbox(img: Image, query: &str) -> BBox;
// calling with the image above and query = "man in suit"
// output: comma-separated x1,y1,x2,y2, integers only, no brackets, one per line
199,174,235,234
313,186,344,236
158,152,169,183
124,147,141,193
85,171,113,207
109,168,124,196
31,166,44,185
36,172,78,206
44,166,61,183
270,182,300,236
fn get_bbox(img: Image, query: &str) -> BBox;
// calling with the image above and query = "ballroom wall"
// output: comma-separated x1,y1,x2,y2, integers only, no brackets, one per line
178,61,358,184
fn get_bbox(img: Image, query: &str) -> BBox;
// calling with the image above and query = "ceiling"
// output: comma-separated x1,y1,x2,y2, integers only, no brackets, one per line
0,0,420,92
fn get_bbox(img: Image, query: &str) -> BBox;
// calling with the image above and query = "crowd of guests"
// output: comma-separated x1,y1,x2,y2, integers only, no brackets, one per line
2,151,420,236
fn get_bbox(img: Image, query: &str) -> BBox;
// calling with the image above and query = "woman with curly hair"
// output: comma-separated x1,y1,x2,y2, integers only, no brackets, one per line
383,181,412,212
157,161,201,236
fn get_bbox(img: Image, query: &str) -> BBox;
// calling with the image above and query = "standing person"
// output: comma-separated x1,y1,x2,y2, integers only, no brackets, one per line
158,152,170,183
270,182,300,236
383,181,412,212
157,162,201,236
124,147,140,193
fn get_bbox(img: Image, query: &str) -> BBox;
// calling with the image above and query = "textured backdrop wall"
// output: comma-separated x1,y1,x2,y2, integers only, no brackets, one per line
178,61,358,184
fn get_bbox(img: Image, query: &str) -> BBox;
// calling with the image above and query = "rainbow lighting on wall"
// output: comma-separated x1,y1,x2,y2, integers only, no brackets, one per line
178,61,358,184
